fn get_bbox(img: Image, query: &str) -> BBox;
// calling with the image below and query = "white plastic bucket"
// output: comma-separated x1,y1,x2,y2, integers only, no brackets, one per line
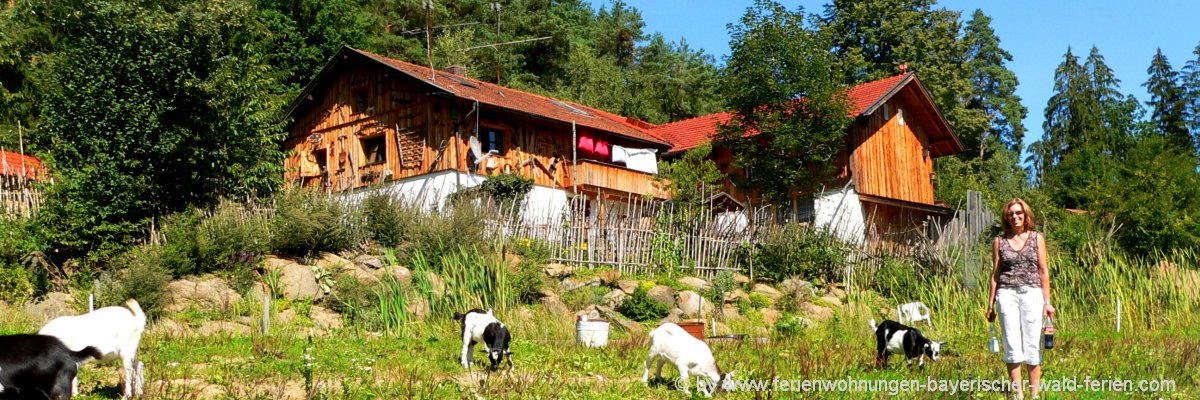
576,318,610,348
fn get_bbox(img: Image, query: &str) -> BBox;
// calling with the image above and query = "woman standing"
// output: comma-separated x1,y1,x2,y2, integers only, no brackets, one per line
986,198,1055,400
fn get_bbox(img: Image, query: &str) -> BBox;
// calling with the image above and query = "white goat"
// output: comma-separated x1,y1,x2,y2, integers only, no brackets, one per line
642,322,733,397
39,298,147,398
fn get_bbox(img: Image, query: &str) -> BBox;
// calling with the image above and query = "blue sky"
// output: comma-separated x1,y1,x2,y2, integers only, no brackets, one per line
610,0,1200,155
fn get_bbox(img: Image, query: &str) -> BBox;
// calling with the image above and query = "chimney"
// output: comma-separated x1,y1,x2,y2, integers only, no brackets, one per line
446,65,467,76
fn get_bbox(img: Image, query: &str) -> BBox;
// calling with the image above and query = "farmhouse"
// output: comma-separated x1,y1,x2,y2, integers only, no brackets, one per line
652,72,964,247
282,46,671,224
282,47,963,248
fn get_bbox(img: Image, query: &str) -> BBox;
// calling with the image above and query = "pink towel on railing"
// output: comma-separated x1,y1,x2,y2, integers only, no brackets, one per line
577,134,595,153
577,133,610,157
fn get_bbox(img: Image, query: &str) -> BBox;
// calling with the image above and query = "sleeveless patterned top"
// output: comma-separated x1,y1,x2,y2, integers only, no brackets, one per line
997,231,1042,287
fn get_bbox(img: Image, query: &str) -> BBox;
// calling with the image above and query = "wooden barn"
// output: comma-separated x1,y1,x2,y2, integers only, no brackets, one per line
282,47,672,222
652,72,964,248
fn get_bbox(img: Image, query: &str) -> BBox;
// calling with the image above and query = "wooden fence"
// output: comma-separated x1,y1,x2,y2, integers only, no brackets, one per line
481,190,994,279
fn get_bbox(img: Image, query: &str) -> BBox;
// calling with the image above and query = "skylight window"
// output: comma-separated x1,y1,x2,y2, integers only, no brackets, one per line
548,99,592,117
440,73,479,88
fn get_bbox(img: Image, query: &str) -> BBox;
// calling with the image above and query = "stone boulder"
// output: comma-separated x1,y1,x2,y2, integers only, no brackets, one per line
601,289,627,309
750,284,783,302
313,252,351,271
759,308,780,326
310,305,343,331
724,289,749,304
544,263,574,278
196,321,252,336
272,261,324,301
561,277,601,292
676,291,716,319
23,292,76,323
164,276,244,312
598,270,622,286
799,302,833,322
353,255,384,270
646,285,677,309
779,278,816,300
677,277,709,291
616,279,640,295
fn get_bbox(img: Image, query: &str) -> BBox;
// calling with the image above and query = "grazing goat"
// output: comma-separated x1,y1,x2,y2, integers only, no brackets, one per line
870,319,944,368
641,322,733,397
39,299,147,398
0,334,102,400
453,309,513,370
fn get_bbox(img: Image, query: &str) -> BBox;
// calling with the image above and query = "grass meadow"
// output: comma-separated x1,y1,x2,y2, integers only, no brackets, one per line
1,246,1196,399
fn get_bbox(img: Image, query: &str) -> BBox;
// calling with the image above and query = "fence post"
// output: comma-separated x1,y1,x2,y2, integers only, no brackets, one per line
261,290,271,335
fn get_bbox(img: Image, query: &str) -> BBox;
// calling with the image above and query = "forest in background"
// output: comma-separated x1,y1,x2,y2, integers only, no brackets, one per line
0,0,1198,273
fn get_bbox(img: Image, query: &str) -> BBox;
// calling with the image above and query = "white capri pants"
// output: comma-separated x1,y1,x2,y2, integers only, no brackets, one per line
995,285,1045,365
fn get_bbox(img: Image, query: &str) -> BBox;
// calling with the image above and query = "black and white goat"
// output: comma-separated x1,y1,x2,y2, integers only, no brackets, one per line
870,319,944,368
0,334,102,400
642,322,734,397
453,309,513,370
39,299,147,398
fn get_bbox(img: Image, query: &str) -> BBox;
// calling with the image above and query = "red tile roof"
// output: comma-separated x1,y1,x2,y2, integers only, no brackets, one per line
0,150,45,180
350,48,671,147
653,73,912,154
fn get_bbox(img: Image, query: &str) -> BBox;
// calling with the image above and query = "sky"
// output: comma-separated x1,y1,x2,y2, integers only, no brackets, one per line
610,0,1200,155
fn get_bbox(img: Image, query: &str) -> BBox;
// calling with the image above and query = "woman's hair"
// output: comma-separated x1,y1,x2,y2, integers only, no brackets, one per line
1000,198,1037,236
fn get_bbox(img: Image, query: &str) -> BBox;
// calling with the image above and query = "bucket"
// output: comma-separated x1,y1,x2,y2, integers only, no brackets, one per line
677,321,706,341
576,316,610,348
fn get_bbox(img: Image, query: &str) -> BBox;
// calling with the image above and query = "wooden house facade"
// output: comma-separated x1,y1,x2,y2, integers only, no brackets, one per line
282,47,671,221
652,73,964,247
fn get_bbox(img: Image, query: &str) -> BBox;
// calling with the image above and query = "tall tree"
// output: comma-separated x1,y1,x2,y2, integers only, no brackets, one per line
25,0,302,261
717,0,851,203
820,0,989,158
1143,48,1191,151
1180,43,1200,154
962,9,1026,156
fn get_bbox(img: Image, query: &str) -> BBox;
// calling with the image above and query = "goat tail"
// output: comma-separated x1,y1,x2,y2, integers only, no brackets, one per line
72,346,104,362
869,319,878,331
125,299,147,324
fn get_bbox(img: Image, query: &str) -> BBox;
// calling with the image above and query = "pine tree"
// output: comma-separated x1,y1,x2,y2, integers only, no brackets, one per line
1036,47,1084,179
1143,48,1191,150
962,9,1026,156
1181,43,1200,154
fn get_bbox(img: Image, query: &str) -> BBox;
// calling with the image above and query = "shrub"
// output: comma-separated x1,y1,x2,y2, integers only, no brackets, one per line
703,271,737,304
97,246,172,318
157,200,270,278
270,189,364,257
508,262,545,305
753,225,848,283
0,264,34,304
619,286,669,322
480,173,533,208
361,193,407,248
748,292,771,309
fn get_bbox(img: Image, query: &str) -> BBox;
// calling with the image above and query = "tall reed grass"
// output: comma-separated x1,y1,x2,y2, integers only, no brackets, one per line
409,247,515,320
858,243,1200,335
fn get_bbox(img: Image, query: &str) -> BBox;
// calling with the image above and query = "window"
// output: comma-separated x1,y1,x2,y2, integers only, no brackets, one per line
361,135,386,165
483,128,503,153
353,88,369,114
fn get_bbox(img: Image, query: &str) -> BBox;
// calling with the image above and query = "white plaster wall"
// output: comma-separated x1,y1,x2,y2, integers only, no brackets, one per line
813,185,867,245
340,171,570,225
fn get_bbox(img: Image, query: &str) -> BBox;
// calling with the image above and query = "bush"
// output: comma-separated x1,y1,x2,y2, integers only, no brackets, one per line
618,286,669,322
479,173,533,208
97,246,172,318
0,264,35,304
395,203,488,263
753,225,848,283
362,193,407,248
508,262,545,305
270,189,364,257
158,201,271,277
703,271,737,304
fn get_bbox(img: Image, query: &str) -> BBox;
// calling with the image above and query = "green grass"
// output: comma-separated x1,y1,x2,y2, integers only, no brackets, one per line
5,244,1197,399
20,300,1190,400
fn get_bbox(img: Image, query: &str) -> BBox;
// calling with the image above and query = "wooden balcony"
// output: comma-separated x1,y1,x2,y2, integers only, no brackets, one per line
571,159,670,199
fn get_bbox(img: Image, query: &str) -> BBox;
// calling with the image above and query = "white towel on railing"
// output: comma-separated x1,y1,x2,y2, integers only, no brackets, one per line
612,145,658,174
